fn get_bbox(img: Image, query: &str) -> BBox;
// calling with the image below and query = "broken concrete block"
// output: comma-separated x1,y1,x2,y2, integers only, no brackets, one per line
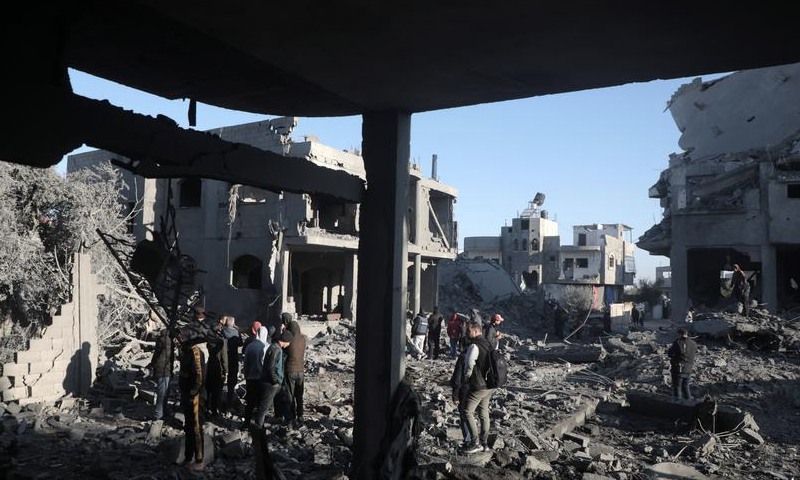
535,345,606,364
146,420,163,442
58,397,75,410
6,402,22,415
2,387,29,403
740,427,765,445
0,376,12,391
626,390,709,423
692,434,716,458
563,432,590,447
689,319,734,339
582,474,615,480
314,444,333,465
647,462,709,480
2,363,28,377
521,455,552,472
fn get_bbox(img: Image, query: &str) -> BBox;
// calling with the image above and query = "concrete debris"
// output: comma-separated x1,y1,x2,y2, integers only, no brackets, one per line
739,427,764,445
647,462,709,480
535,344,607,364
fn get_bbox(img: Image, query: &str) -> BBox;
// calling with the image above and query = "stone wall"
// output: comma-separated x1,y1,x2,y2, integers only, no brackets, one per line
0,253,99,405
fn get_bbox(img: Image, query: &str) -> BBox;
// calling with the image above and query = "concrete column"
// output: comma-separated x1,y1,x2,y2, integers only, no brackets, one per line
761,244,777,313
670,244,689,324
352,111,409,480
344,253,358,321
413,254,422,314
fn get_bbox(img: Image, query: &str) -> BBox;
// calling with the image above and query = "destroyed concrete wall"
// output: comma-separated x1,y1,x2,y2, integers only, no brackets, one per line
69,119,458,323
669,63,800,159
0,254,99,405
438,258,522,306
462,236,501,261
640,62,800,318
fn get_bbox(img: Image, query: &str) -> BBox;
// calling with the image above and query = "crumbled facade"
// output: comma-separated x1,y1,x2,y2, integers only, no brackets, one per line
464,199,635,301
638,62,800,320
68,119,458,323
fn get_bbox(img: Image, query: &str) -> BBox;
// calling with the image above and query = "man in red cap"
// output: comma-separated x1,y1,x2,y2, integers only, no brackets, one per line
482,314,504,350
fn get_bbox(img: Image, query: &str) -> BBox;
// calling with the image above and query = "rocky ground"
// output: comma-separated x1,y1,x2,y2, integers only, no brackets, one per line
1,306,799,480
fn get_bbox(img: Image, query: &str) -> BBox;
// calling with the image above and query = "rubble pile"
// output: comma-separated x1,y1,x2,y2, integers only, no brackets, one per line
3,309,800,479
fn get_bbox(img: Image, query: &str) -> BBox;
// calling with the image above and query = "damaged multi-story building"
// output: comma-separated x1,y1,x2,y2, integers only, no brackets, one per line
68,119,458,323
639,62,800,320
464,198,635,302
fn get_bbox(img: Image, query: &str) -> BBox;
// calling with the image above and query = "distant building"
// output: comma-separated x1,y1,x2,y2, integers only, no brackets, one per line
69,119,458,323
656,266,672,294
558,223,636,304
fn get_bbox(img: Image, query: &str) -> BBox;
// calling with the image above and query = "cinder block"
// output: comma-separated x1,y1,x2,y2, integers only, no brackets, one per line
28,362,56,375
29,338,53,352
2,363,28,377
51,384,66,397
29,383,56,398
15,351,40,364
23,372,64,386
52,360,70,372
39,349,64,363
2,387,30,402
0,376,12,391
51,338,65,349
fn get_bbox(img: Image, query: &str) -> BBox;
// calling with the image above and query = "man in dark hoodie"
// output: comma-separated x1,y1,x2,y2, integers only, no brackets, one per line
427,306,444,360
284,321,307,428
460,322,495,454
667,328,698,400
179,329,206,472
255,330,293,429
240,326,269,430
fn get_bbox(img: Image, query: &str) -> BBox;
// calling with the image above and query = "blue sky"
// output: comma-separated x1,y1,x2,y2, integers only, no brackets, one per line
61,69,729,281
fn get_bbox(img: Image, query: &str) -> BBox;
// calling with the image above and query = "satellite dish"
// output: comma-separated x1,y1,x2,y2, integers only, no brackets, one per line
532,192,546,206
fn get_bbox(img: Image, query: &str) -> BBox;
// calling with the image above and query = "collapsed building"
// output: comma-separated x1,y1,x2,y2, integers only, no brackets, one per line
68,119,458,323
464,199,636,303
639,62,800,320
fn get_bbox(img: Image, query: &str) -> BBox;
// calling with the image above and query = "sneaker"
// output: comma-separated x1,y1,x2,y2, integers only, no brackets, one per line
460,442,483,454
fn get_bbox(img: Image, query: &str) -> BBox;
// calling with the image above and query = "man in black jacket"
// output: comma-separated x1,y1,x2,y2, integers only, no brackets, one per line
482,314,503,350
254,330,293,429
460,322,495,454
427,306,444,359
222,316,242,408
667,328,697,400
150,329,173,420
179,330,206,472
449,348,472,447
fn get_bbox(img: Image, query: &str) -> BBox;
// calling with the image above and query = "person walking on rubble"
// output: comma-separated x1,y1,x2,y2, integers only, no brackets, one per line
255,330,293,429
205,318,228,419
450,344,473,448
631,305,641,328
149,328,173,421
447,312,462,357
731,264,751,317
554,304,567,340
602,308,612,335
411,310,428,357
240,325,269,430
460,322,496,454
283,321,307,428
667,328,697,400
483,314,504,350
427,306,444,359
178,329,207,472
223,316,242,408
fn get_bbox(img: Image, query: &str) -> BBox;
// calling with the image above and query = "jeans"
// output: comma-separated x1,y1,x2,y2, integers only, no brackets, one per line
458,405,472,443
255,383,281,428
285,372,304,421
449,339,458,357
464,388,495,445
671,370,692,400
155,376,170,420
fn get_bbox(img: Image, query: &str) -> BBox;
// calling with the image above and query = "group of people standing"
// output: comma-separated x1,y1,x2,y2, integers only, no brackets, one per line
149,308,307,472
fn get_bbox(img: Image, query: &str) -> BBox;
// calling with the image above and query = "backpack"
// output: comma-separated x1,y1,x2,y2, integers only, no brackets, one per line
413,315,428,335
477,341,508,389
